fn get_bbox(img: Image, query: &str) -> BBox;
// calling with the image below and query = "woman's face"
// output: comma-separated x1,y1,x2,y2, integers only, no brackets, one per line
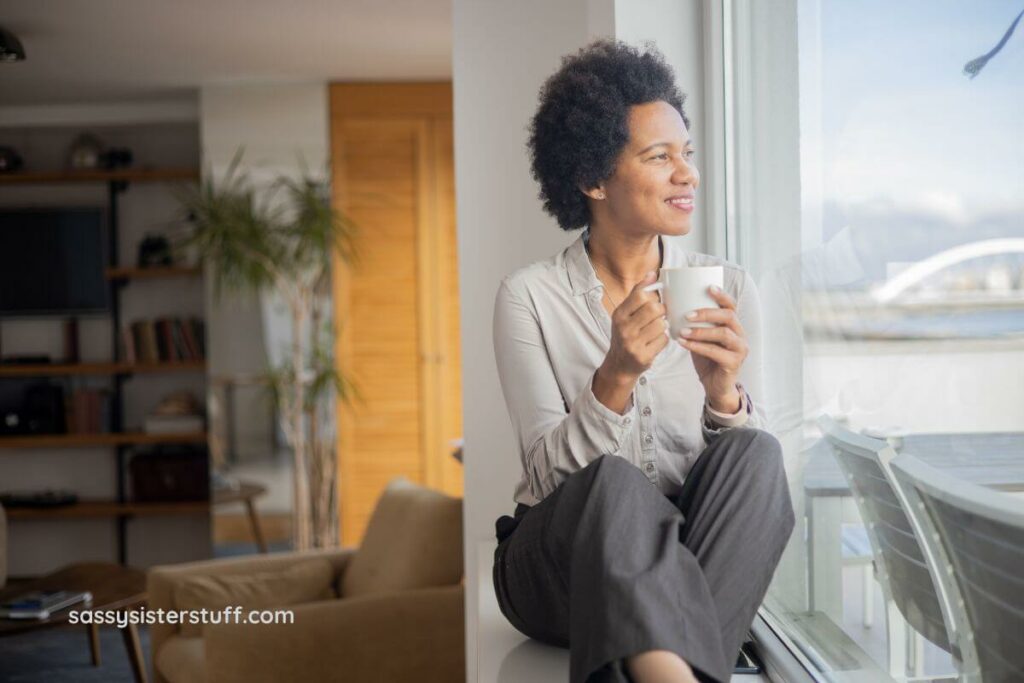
596,100,700,237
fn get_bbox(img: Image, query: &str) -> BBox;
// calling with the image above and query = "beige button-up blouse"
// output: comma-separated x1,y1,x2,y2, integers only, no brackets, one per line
493,229,766,506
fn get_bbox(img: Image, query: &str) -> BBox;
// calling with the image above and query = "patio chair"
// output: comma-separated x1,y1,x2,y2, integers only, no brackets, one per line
817,415,960,681
891,453,1021,683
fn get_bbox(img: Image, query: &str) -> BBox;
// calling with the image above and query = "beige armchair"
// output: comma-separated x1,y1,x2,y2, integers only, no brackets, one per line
148,479,465,683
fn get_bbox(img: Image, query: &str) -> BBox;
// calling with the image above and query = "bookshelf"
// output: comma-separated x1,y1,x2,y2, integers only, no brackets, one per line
0,166,208,565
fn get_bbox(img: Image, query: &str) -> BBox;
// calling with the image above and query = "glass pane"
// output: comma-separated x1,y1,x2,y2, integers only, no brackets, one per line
766,1,1023,679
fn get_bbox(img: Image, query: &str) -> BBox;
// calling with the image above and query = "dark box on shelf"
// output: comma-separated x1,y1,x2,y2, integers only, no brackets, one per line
129,446,209,502
0,380,66,435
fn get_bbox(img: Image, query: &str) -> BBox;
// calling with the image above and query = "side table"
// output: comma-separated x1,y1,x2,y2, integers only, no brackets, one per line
0,562,147,682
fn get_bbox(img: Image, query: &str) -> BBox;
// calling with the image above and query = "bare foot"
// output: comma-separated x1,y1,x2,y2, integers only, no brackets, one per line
625,649,699,683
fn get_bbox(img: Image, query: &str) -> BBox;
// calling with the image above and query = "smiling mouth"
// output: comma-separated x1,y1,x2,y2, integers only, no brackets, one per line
665,196,694,210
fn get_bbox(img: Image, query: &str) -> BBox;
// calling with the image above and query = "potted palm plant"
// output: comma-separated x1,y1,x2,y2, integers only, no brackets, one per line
178,151,359,550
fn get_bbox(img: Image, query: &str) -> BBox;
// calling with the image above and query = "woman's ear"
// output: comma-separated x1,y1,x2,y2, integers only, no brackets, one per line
579,184,606,201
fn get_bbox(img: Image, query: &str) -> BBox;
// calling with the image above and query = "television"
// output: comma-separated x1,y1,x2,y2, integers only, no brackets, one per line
0,208,109,316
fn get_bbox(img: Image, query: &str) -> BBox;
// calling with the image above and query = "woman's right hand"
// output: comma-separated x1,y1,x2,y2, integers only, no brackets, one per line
599,270,669,384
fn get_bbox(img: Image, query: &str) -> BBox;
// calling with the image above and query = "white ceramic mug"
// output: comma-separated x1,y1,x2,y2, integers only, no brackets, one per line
647,266,724,336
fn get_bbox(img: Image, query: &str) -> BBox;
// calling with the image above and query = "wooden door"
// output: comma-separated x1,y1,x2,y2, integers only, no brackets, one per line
330,83,463,545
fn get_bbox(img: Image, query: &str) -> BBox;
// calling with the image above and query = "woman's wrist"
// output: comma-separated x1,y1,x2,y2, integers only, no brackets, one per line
593,363,637,415
707,380,742,414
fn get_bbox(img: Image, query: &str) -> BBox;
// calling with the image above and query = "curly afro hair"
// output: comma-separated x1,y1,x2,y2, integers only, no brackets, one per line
528,39,689,231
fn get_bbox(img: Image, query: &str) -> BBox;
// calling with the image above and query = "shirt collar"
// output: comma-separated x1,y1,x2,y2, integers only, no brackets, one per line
565,228,682,296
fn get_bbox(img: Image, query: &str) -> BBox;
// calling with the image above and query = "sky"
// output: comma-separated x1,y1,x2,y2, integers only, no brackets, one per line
817,0,1023,221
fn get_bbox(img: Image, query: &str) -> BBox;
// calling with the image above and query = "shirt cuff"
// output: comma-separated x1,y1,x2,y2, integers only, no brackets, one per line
703,383,751,429
576,372,636,455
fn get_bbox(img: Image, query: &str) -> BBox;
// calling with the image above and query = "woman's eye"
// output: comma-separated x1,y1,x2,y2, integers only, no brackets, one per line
685,149,696,158
652,153,669,161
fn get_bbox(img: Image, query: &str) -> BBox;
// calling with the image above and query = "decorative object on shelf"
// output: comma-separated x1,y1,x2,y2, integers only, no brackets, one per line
0,381,67,435
99,147,132,170
0,146,23,173
66,133,104,170
0,25,25,62
178,150,358,551
143,390,204,434
136,234,173,267
129,445,209,502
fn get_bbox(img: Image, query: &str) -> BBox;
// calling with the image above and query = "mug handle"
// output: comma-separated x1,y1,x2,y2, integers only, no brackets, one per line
641,281,665,303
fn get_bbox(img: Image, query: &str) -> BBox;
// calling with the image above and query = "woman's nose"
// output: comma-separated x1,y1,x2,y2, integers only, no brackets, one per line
671,156,699,187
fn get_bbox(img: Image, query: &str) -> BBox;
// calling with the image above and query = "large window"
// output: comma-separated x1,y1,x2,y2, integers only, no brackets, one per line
729,0,1024,679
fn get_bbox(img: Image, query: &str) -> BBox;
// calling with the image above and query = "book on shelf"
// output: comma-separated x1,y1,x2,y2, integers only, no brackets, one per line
122,318,205,364
65,388,111,434
143,414,205,434
121,327,136,364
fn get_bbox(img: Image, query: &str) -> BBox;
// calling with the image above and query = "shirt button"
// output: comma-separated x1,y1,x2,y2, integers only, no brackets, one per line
639,376,648,385
644,434,654,445
644,462,655,473
642,406,652,417
623,417,631,425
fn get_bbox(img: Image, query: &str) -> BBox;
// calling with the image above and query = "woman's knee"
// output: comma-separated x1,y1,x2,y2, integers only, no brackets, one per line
571,454,660,509
715,428,784,472
737,430,795,531
587,453,650,488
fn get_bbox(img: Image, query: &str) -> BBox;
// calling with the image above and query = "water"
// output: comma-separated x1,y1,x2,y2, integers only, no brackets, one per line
822,309,1024,340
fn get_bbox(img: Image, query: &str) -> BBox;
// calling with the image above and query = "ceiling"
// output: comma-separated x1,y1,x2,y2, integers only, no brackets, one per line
0,0,452,106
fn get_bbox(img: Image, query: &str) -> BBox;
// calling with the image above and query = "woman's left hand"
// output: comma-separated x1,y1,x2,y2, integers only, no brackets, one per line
676,286,748,412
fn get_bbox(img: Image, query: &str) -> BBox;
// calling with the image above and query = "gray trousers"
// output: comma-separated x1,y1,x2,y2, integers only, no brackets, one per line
492,428,795,683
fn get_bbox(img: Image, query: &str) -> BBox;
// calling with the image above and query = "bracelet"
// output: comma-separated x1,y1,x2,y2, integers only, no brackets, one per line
706,382,746,417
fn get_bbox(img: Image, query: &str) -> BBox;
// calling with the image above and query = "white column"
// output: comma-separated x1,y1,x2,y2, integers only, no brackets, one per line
453,2,710,678
726,0,807,610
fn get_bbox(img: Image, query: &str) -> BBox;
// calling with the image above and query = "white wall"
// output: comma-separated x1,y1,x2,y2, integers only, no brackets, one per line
198,83,330,464
614,0,709,256
453,2,711,678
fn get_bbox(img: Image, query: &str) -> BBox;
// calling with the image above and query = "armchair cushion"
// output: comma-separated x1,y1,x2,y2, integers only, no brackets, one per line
341,478,463,598
174,558,335,637
156,635,206,683
205,585,465,683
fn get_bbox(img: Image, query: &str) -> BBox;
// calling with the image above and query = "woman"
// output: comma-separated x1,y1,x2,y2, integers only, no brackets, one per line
491,40,795,683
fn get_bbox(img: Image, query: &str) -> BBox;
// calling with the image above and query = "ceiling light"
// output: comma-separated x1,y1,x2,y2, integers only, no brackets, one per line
0,26,25,62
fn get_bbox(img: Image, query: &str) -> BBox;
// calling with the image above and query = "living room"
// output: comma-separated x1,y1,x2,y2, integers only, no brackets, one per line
1,2,464,681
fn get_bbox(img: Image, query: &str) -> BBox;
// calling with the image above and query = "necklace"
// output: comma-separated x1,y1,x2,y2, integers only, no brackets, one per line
585,232,663,312
592,261,625,310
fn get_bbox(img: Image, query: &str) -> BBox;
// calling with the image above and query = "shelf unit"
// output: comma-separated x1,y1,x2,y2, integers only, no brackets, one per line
0,361,205,378
0,432,208,449
0,166,207,564
6,500,210,520
0,168,199,185
3,485,261,521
